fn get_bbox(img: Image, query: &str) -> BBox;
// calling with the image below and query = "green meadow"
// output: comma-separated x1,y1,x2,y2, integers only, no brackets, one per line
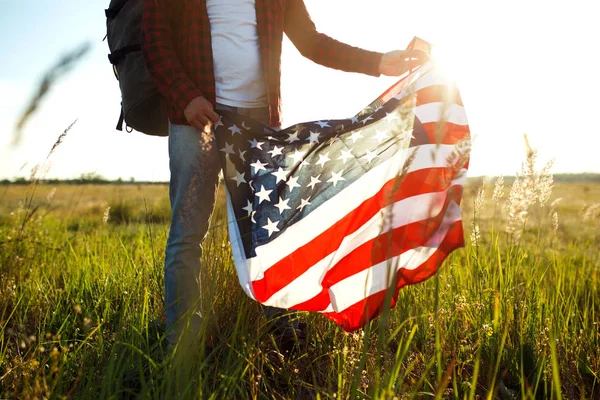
1,168,599,398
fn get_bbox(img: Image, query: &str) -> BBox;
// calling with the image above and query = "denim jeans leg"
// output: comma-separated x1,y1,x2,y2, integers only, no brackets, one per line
165,122,221,346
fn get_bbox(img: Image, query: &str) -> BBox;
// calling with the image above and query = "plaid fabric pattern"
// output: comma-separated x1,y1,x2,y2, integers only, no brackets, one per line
142,0,384,127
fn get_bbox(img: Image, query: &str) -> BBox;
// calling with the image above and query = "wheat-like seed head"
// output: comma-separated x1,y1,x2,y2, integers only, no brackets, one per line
492,175,504,203
549,198,562,210
536,159,555,208
102,206,111,224
583,203,600,221
474,178,486,214
470,224,481,246
46,187,57,203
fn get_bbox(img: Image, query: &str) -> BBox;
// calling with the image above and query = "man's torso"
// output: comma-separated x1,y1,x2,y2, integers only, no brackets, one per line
206,0,268,109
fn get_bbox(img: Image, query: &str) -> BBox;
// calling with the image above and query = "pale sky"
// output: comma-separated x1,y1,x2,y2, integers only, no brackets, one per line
1,0,599,181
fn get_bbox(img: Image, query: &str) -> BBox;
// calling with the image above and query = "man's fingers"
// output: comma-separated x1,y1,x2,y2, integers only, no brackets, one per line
189,118,205,131
408,49,429,62
196,114,210,127
207,109,219,123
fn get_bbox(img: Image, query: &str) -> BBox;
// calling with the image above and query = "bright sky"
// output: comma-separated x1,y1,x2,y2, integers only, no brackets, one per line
1,0,599,181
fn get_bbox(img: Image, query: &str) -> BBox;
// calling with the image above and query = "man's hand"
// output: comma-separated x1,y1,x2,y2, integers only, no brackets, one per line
379,50,429,76
184,96,219,130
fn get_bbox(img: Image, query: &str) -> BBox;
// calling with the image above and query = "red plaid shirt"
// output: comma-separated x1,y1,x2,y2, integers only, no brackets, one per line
142,0,383,127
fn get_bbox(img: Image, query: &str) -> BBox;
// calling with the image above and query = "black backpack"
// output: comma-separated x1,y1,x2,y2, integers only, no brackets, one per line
105,0,181,136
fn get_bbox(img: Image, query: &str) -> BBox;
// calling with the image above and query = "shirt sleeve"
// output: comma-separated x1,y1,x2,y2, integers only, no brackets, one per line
141,0,203,114
283,0,383,77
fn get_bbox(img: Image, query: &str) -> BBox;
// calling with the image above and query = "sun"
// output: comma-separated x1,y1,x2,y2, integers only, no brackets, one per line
430,44,464,80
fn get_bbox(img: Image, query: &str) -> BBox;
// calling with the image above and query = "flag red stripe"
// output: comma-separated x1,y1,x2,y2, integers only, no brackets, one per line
321,220,464,331
421,122,470,145
290,186,462,312
416,85,463,107
251,167,464,303
322,187,462,288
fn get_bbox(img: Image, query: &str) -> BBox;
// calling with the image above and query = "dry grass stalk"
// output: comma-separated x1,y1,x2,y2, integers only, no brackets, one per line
505,135,539,242
552,212,559,231
13,43,90,145
474,178,486,214
504,134,556,242
443,137,471,187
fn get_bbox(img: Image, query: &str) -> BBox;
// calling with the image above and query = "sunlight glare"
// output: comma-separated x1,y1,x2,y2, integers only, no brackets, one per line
430,44,463,81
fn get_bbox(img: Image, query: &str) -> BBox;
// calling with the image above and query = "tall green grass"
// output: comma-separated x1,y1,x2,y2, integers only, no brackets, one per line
0,171,598,398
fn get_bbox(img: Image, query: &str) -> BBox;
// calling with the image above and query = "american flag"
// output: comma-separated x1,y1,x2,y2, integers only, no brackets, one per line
216,58,470,332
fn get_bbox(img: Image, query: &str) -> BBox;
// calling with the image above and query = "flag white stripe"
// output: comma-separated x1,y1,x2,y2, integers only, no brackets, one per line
226,191,256,300
391,63,453,100
415,103,468,126
261,177,466,308
247,143,463,281
328,201,462,313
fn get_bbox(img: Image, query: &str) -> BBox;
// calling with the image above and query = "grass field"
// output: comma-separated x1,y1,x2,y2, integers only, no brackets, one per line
1,168,599,398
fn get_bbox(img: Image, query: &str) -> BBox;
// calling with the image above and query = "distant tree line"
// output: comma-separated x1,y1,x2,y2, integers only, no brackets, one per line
1,172,167,185
468,173,600,184
1,173,599,186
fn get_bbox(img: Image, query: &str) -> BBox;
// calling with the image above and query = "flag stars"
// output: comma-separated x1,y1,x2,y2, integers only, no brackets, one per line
228,124,242,135
285,131,300,143
250,159,268,173
298,160,311,171
238,149,247,162
286,176,301,192
214,116,224,129
289,150,306,164
350,116,359,124
262,218,280,237
274,197,291,214
373,130,390,144
220,142,235,156
297,197,312,211
271,167,288,183
315,121,330,128
384,112,400,123
231,170,247,187
255,185,273,204
337,149,353,164
362,150,377,164
249,138,265,150
348,130,364,143
268,146,283,157
242,200,253,216
361,115,374,125
328,171,346,187
307,175,321,190
308,131,321,144
316,152,331,168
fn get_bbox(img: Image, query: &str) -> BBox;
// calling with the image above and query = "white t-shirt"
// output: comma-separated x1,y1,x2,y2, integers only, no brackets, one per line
206,0,268,108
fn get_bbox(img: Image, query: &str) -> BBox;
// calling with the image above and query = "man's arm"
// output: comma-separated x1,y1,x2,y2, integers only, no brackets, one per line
142,0,217,127
284,1,428,77
283,0,383,76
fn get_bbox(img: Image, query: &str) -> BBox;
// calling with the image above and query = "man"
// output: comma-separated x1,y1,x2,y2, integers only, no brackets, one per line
141,0,428,349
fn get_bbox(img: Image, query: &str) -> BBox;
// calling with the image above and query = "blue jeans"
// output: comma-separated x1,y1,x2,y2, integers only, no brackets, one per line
165,104,291,345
